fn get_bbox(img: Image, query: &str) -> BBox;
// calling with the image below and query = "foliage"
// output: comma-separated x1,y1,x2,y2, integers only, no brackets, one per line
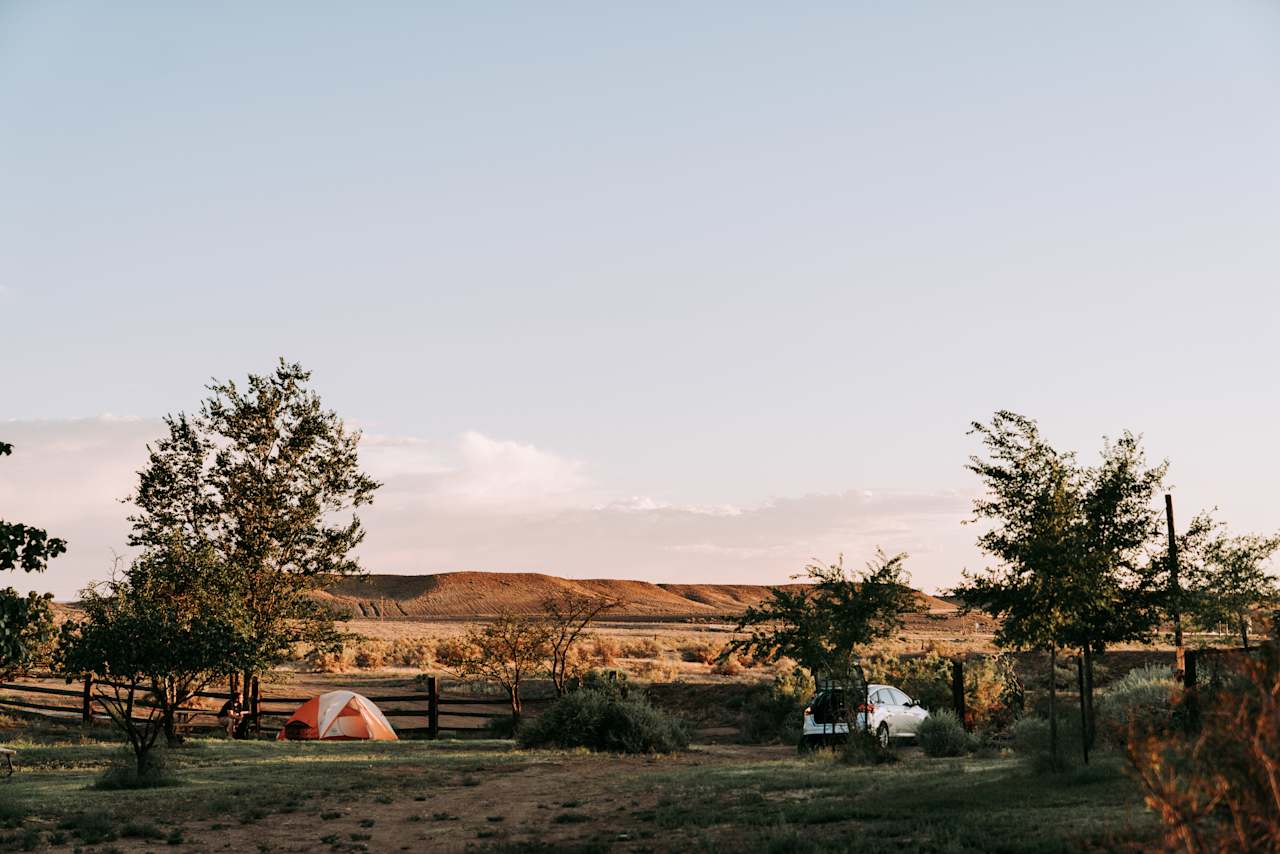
1126,653,1280,852
1011,715,1084,774
862,653,953,712
1094,664,1177,745
436,611,550,718
728,550,920,710
127,361,380,687
840,730,899,766
741,666,814,744
540,591,616,695
1192,532,1280,648
918,709,972,757
55,545,250,770
516,689,688,753
0,441,64,677
957,412,1166,767
576,668,629,698
0,588,54,679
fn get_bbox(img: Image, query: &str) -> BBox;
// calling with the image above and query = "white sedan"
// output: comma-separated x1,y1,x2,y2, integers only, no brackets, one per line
800,683,930,750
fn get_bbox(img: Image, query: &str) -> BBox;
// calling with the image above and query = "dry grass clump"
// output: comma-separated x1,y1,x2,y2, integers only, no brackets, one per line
622,638,662,660
710,657,742,677
588,636,620,666
679,641,718,664
387,637,434,668
630,660,678,682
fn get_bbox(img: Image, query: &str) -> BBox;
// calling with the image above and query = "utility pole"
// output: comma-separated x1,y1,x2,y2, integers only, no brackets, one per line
1165,494,1184,674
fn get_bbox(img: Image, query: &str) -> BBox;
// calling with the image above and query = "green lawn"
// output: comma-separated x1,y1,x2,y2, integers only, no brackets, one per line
0,717,1160,852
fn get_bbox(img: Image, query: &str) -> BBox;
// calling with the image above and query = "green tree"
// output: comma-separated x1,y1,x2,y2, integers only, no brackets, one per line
959,413,1171,765
540,591,617,696
55,551,250,773
1192,532,1280,649
128,361,380,707
437,611,551,722
727,550,920,729
0,441,63,677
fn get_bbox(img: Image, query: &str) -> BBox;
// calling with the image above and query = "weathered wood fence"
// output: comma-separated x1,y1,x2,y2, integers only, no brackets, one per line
0,674,531,738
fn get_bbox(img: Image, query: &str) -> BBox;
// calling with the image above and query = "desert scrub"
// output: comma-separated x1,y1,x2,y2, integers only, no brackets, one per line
622,638,662,659
741,667,814,744
1011,715,1084,772
679,641,718,664
517,689,689,753
1095,664,1177,744
917,709,972,757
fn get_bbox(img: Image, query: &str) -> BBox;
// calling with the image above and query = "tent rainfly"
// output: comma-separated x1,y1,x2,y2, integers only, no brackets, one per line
277,691,398,741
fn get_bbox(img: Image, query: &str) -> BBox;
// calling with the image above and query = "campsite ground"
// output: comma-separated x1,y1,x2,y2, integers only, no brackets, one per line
0,718,1158,853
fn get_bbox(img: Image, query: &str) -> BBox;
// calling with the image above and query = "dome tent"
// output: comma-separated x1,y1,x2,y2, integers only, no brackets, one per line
277,691,398,741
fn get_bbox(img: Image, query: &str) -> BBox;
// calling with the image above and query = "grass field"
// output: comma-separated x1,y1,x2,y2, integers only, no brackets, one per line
0,714,1159,853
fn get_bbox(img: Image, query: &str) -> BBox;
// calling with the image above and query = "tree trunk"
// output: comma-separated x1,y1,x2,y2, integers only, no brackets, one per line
1082,645,1096,751
1048,645,1060,772
509,684,523,726
1241,618,1250,651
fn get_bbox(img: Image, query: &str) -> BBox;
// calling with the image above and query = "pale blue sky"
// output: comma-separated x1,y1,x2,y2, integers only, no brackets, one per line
2,3,1279,597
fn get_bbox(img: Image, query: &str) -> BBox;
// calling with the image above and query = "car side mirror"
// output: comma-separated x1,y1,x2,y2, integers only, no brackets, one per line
904,699,914,707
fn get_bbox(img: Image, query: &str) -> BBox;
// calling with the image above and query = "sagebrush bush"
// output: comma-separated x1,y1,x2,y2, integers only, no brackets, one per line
589,636,620,665
918,709,971,757
742,667,814,744
353,642,388,669
679,641,718,664
1095,664,1177,744
711,656,741,677
388,637,434,668
629,659,677,682
622,638,662,659
517,690,688,753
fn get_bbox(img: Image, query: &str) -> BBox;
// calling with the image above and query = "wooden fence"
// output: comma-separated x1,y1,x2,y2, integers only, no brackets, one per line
0,674,533,739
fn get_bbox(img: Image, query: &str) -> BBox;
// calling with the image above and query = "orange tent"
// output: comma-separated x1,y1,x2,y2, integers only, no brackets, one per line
277,691,398,741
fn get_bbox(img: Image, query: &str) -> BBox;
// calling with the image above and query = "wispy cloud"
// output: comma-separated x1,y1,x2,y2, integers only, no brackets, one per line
0,417,980,599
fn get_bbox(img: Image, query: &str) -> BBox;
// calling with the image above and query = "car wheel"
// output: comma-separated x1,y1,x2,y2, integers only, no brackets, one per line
877,722,890,748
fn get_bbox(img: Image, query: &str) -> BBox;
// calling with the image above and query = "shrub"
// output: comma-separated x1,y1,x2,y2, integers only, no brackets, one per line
434,636,475,668
679,642,717,664
1095,664,1177,744
578,668,629,698
588,636,620,666
918,709,971,757
388,637,434,668
353,642,388,670
307,648,354,673
840,731,898,766
517,690,688,753
629,660,677,682
742,667,814,744
710,656,741,677
94,749,176,790
1011,714,1084,773
622,638,661,659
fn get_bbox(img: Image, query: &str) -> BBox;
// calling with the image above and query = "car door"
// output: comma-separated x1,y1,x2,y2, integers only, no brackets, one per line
867,688,890,731
888,687,925,734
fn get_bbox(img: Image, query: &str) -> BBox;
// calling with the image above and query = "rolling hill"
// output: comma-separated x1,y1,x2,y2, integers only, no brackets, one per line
315,571,956,620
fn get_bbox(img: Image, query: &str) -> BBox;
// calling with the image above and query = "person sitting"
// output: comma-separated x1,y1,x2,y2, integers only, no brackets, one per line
217,698,244,738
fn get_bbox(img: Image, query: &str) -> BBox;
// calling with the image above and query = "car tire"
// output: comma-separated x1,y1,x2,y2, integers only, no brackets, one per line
877,722,891,748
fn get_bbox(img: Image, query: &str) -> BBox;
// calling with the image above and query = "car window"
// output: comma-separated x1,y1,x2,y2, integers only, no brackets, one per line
889,688,911,706
868,689,886,705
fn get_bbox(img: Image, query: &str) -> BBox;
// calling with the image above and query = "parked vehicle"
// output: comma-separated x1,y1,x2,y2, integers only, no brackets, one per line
799,683,931,750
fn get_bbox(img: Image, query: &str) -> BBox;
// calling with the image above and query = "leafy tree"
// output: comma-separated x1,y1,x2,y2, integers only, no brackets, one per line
437,611,550,721
0,441,64,677
55,551,250,773
540,591,617,695
1192,532,1280,649
958,412,1169,766
128,361,380,705
728,550,920,728
956,411,1086,770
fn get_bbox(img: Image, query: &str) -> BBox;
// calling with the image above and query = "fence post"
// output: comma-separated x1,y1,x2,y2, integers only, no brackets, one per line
427,675,439,739
1183,650,1199,732
81,675,94,724
951,658,968,730
250,676,261,734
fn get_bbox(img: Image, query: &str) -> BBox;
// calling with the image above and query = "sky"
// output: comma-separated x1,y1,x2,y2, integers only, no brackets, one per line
2,2,1279,600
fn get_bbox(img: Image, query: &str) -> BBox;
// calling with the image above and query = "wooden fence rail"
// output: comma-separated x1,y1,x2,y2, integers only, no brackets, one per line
0,673,535,739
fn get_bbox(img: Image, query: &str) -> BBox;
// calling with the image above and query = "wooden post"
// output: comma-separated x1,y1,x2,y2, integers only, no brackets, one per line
1166,495,1184,668
81,675,94,724
1076,656,1089,765
426,675,439,740
1183,649,1199,732
951,658,967,730
250,677,261,734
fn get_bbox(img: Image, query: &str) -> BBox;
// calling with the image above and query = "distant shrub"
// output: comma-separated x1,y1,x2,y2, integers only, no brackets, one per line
742,667,814,744
710,656,742,677
679,641,718,664
577,668,629,698
1095,664,1177,744
629,660,678,682
434,637,475,668
517,690,688,753
307,648,354,673
588,636,620,666
353,642,388,670
388,637,434,668
918,709,972,757
622,638,662,659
